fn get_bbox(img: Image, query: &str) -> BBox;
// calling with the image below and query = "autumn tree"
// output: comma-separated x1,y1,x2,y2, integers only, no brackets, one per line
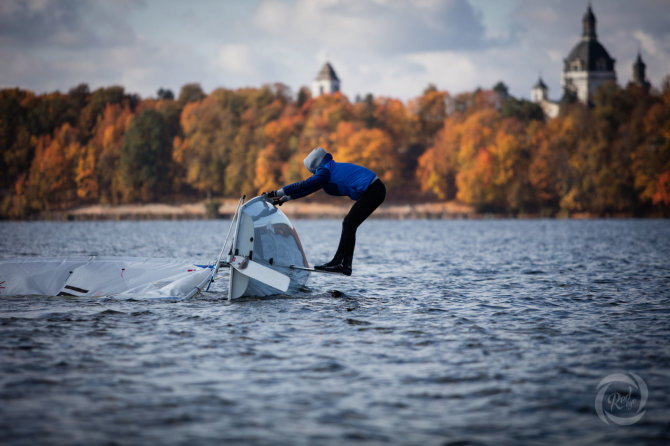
119,109,173,202
255,111,302,192
0,89,33,191
500,97,545,123
157,88,175,100
286,92,355,185
416,121,459,201
329,121,401,191
410,84,449,148
73,103,134,204
178,83,206,108
173,94,231,197
420,91,537,212
3,78,670,218
372,97,420,197
222,86,289,196
78,86,136,141
631,77,670,213
24,123,81,211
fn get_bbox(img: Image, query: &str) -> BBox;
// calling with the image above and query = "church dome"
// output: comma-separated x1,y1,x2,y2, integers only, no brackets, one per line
563,6,615,73
564,39,615,72
560,5,617,104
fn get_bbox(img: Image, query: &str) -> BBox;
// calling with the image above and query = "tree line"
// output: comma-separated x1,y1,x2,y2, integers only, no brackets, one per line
1,79,669,219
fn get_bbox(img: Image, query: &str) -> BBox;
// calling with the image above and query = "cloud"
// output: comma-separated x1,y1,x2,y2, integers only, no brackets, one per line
630,31,670,87
250,0,670,100
214,44,260,77
633,31,661,58
384,51,479,97
0,0,139,49
592,0,670,39
1,0,668,101
254,0,490,53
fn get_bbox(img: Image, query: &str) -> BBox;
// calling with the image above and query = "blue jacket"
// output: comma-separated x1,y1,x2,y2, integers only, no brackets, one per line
282,153,377,200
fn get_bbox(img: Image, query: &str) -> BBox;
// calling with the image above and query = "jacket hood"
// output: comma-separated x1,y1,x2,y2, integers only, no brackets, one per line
318,153,333,169
304,147,331,173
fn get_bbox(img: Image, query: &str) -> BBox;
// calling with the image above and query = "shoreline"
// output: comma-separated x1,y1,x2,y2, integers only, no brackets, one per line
35,200,478,221
22,200,652,221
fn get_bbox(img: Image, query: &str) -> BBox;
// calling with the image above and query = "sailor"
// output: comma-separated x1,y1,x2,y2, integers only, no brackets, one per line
263,147,386,276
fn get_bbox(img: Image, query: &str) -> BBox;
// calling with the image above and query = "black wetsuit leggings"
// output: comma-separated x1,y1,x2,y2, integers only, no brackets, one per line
333,179,386,262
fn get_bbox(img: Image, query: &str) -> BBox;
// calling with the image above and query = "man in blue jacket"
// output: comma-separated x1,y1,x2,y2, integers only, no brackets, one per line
264,147,386,275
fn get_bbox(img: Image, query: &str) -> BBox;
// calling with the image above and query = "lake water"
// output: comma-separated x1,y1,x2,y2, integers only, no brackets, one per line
1,219,669,445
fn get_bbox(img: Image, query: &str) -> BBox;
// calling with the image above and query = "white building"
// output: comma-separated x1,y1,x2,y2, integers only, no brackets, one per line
531,77,548,103
531,77,559,119
312,62,340,97
561,6,616,104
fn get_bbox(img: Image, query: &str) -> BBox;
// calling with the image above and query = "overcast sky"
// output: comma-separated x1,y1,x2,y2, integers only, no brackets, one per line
1,0,669,102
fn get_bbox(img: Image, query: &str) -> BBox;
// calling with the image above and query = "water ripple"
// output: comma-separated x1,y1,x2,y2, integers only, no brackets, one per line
0,219,669,444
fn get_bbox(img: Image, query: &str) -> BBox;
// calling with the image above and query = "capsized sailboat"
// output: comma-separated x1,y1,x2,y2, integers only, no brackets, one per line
0,196,312,300
223,196,311,300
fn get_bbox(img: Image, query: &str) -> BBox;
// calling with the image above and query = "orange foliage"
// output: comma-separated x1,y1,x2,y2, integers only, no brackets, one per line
26,123,80,210
255,114,302,192
329,122,400,188
3,81,670,218
653,171,670,205
416,116,463,200
457,147,493,206
174,97,229,195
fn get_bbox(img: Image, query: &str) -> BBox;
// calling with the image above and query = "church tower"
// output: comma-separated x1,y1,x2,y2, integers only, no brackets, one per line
632,52,651,93
531,77,549,103
531,76,559,119
561,6,616,103
312,62,340,97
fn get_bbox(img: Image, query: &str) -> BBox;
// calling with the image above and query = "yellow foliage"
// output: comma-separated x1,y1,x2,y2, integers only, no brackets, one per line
329,122,400,188
653,172,670,205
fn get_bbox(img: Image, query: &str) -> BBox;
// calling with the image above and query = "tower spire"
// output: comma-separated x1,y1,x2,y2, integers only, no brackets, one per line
582,5,596,40
633,50,650,93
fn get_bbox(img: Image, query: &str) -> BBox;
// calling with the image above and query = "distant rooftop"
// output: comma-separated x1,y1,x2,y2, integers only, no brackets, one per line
315,62,340,82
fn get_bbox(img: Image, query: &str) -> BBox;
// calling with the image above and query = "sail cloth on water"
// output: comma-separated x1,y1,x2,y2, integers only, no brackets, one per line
0,256,213,299
0,196,312,300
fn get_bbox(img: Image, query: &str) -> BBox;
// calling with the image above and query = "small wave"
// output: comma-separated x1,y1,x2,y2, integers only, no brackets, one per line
345,318,371,326
130,310,154,317
96,309,126,316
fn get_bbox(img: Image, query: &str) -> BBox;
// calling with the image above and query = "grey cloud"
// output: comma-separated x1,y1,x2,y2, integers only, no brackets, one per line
386,0,489,52
512,0,670,51
0,0,140,49
594,0,670,38
254,0,491,54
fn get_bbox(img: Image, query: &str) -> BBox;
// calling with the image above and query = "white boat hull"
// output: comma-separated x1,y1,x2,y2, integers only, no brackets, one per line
242,267,310,297
227,197,310,299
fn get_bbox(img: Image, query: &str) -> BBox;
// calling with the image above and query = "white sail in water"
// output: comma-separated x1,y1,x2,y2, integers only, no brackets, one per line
0,256,213,299
0,197,312,300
